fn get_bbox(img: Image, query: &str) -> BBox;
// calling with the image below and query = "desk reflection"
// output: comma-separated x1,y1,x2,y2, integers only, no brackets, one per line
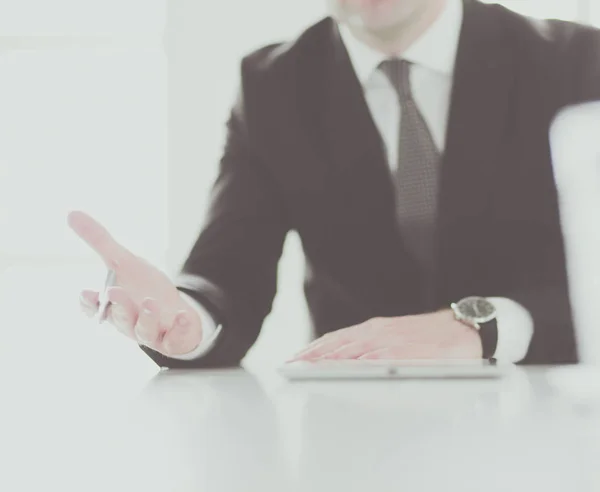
135,369,295,491
132,368,600,492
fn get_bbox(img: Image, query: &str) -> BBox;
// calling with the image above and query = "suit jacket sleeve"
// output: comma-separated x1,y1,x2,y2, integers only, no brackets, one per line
569,24,600,104
141,60,290,369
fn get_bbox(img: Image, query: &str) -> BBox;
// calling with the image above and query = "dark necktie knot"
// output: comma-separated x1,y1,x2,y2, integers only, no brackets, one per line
378,58,413,103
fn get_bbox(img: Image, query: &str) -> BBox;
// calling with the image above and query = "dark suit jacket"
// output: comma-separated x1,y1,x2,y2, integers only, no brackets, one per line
143,0,600,368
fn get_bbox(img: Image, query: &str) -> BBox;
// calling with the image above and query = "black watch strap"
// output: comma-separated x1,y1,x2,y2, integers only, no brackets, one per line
478,318,498,360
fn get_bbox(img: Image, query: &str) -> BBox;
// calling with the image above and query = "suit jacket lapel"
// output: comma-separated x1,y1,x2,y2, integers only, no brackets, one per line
434,0,517,305
293,19,394,212
322,22,396,217
301,20,425,312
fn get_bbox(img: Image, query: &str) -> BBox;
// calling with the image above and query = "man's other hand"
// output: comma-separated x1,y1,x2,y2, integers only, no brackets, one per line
290,311,482,362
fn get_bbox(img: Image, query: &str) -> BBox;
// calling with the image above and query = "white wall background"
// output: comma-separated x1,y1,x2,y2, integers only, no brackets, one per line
0,0,598,373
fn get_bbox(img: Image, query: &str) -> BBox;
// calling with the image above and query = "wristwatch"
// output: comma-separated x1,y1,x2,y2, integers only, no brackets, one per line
450,296,498,360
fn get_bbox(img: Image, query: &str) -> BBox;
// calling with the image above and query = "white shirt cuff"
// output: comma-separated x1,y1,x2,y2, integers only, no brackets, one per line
168,291,223,361
487,297,534,363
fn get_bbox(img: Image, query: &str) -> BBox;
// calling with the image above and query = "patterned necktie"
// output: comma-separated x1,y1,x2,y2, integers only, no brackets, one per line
379,58,442,290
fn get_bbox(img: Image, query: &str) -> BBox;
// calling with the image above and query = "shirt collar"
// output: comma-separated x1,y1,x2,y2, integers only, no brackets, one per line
338,0,464,85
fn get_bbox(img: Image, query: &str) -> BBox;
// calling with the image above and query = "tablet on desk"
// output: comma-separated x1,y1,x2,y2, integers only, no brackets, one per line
278,359,515,380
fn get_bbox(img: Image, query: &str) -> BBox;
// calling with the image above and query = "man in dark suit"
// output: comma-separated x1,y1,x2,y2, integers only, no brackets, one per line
71,0,600,367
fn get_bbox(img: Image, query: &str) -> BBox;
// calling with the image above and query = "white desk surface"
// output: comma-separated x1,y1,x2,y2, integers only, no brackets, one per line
1,266,600,492
2,363,600,492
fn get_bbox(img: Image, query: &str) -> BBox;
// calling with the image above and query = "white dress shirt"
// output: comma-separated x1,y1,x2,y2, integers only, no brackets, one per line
173,0,534,362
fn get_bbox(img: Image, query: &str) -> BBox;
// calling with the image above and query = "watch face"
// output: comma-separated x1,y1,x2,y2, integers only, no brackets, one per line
457,297,496,323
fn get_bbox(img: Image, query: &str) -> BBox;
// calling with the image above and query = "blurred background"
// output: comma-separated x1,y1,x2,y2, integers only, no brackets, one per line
0,0,598,377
